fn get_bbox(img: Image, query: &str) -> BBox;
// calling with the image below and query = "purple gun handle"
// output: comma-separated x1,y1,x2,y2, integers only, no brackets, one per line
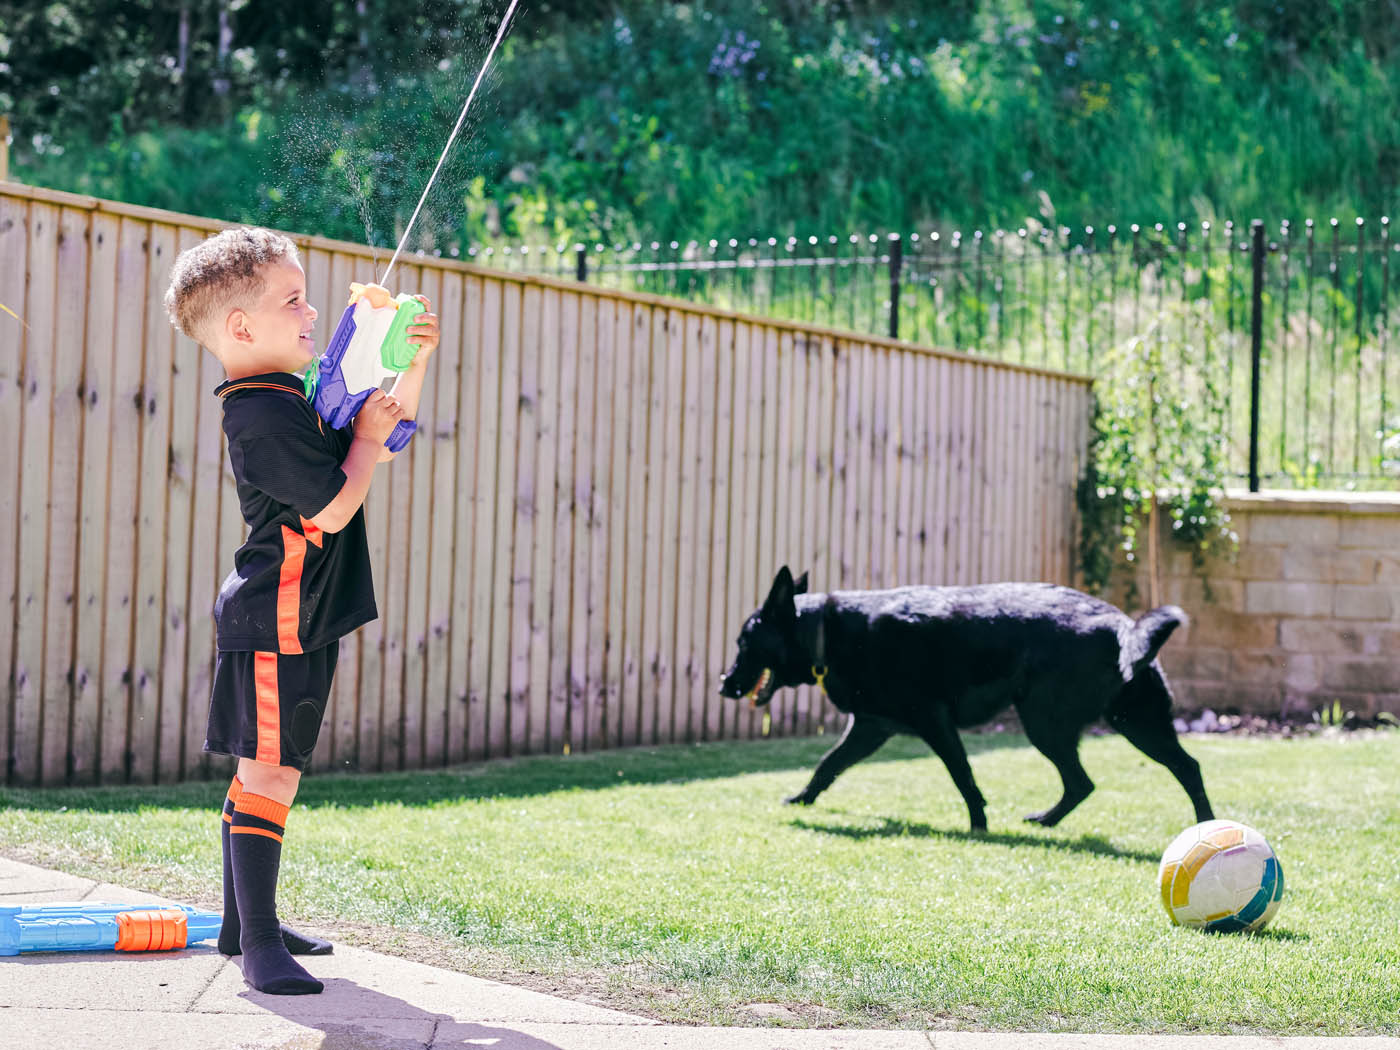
387,419,417,453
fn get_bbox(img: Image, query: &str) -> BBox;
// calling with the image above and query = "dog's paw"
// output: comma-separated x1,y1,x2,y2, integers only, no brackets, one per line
783,792,815,806
1024,809,1061,827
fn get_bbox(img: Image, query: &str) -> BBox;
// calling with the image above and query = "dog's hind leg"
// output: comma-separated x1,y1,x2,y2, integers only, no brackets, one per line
1108,665,1214,823
1017,699,1095,827
787,715,894,805
914,707,988,832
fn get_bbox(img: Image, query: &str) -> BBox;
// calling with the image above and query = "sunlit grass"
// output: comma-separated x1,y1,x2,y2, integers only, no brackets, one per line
2,731,1397,1032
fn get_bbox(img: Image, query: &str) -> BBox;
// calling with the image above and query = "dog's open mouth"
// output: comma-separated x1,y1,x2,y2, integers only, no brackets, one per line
742,667,775,708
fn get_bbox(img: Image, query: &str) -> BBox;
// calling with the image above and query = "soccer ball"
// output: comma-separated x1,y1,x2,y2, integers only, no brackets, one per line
1157,819,1284,933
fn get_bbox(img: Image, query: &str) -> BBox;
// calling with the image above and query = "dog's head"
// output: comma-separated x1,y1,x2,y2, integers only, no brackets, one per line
718,566,809,707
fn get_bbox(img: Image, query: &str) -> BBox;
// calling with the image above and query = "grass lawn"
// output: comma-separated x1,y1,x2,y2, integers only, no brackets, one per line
1,729,1396,1034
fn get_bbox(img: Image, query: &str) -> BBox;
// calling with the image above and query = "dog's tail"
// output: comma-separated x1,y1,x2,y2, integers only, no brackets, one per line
1119,605,1187,680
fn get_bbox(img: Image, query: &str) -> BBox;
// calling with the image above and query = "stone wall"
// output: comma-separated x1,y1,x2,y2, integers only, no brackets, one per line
1122,491,1400,720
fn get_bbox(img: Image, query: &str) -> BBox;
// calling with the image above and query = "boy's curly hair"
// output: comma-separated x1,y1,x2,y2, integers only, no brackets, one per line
163,227,299,345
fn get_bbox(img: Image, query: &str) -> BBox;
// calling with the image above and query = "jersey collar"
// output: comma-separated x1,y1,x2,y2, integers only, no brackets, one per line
215,372,312,401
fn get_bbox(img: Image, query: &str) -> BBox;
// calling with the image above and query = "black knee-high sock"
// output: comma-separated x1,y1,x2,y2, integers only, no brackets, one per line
219,776,331,957
229,790,323,995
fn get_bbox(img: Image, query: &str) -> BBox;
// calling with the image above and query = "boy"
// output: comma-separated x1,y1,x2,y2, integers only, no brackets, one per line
163,227,439,994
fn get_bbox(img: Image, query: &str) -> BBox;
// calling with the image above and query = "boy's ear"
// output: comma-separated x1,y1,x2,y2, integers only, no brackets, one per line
793,571,809,595
763,566,795,616
226,307,254,345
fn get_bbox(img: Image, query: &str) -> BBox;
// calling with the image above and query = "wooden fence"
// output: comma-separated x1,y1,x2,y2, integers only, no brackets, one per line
0,182,1093,786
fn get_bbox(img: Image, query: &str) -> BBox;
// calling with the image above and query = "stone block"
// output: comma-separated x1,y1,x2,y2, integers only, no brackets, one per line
1378,556,1400,584
1333,585,1393,621
1339,515,1400,549
1248,513,1340,546
1282,653,1319,691
1281,549,1379,584
1162,576,1244,612
1186,608,1280,650
1278,619,1366,654
1322,658,1400,693
1244,581,1332,618
1163,647,1231,680
1231,546,1285,580
1230,649,1288,684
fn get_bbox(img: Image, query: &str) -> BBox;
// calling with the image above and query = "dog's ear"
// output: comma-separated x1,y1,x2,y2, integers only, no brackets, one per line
763,566,796,617
793,571,809,595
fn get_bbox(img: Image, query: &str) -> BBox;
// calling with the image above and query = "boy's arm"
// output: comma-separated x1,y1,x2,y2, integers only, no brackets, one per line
380,301,440,462
310,390,405,533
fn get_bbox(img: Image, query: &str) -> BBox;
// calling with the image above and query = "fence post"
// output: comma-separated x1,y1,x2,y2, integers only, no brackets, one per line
888,233,902,340
1249,219,1265,492
575,244,588,283
0,116,10,183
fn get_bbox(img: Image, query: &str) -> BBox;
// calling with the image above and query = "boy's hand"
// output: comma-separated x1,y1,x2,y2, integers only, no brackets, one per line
407,296,440,364
354,389,406,445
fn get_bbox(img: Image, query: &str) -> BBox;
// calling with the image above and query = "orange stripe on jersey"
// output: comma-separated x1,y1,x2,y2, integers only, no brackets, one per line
253,651,281,765
278,525,307,654
299,516,324,549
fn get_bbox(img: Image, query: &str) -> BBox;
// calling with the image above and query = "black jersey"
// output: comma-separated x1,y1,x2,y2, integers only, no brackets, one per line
213,372,377,653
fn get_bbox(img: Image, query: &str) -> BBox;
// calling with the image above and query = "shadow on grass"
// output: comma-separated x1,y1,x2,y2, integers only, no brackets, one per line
0,730,1034,813
788,814,1163,864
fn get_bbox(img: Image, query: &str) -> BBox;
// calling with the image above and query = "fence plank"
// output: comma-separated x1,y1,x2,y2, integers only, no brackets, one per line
567,293,598,754
40,207,91,784
702,316,732,742
526,285,561,754
673,310,704,742
11,201,56,785
95,217,145,784
506,281,538,757
72,211,117,787
619,303,650,747
579,295,611,752
0,196,28,781
546,288,579,754
421,268,461,768
475,276,510,760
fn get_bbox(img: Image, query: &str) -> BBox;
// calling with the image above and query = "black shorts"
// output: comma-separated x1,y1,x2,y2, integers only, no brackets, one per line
204,642,339,771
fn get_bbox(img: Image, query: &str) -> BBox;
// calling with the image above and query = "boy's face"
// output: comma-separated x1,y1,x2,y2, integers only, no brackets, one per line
226,258,319,373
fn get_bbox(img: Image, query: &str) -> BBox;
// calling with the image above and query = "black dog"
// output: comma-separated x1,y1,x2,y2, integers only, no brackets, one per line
718,567,1214,831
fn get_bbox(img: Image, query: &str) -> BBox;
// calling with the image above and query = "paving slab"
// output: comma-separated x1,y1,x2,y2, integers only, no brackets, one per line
192,945,656,1026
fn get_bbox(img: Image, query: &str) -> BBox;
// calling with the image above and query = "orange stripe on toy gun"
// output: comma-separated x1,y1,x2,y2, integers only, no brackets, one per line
0,901,222,955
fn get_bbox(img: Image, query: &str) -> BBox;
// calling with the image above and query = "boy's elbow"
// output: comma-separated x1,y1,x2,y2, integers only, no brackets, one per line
309,504,350,534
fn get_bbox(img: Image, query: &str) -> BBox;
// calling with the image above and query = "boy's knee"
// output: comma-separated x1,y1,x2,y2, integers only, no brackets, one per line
236,757,302,805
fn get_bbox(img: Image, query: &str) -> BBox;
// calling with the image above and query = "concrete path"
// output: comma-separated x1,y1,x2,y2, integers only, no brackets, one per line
0,857,1394,1050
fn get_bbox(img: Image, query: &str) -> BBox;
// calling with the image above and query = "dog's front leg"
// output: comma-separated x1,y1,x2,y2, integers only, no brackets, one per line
916,708,988,832
786,715,894,805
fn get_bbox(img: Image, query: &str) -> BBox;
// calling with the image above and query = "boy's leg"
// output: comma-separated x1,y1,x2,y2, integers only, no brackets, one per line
218,772,332,956
228,758,321,995
206,643,337,995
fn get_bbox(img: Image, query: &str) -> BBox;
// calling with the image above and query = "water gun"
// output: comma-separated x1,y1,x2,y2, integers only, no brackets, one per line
313,281,424,451
0,901,222,955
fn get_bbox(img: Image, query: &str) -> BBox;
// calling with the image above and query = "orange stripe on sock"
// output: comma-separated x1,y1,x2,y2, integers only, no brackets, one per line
253,652,282,765
278,525,307,654
226,775,244,807
229,825,284,843
234,790,291,827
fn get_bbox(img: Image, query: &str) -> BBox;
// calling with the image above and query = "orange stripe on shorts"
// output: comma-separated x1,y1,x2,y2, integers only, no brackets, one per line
278,525,307,654
253,651,281,765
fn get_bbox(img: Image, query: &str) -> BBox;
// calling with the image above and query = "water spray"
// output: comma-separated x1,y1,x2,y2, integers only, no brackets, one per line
380,0,522,285
311,0,522,449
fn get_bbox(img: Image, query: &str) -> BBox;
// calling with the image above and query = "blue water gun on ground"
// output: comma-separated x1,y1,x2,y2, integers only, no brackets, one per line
313,281,424,452
0,901,222,955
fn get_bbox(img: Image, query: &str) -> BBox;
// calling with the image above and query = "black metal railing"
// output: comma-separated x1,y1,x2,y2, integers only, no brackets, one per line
458,218,1399,489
